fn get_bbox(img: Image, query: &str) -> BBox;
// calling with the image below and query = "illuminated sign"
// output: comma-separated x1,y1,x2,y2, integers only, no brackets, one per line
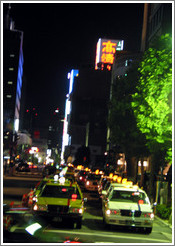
61,69,79,162
95,38,124,70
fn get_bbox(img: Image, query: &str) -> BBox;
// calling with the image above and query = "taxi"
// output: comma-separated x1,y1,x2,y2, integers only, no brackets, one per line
32,174,85,229
102,183,154,234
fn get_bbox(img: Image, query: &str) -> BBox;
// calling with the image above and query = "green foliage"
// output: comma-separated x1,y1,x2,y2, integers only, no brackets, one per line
132,34,172,163
108,61,149,158
156,204,172,220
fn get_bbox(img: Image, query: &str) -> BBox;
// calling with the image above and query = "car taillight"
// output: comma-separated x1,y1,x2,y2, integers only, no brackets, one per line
69,207,83,214
33,204,47,211
71,194,77,201
86,181,90,185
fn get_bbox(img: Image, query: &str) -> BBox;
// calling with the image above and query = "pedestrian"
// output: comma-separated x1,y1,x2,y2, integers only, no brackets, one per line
4,160,7,175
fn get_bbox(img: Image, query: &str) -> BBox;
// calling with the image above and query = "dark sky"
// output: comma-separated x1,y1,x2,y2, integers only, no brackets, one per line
4,2,144,128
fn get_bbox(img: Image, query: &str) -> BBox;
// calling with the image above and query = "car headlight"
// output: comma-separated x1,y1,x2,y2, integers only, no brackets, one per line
142,212,154,219
105,209,120,215
106,209,111,215
33,204,47,211
86,181,90,185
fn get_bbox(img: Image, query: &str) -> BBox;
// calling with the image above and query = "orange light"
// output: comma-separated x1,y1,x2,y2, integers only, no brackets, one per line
109,173,113,178
101,53,115,64
117,176,122,183
138,200,144,204
102,41,117,53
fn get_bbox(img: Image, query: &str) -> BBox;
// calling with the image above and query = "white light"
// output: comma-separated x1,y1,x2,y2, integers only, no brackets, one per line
79,208,83,214
150,213,154,219
59,177,65,184
86,181,90,186
14,119,19,132
25,222,42,235
54,174,59,181
106,209,111,215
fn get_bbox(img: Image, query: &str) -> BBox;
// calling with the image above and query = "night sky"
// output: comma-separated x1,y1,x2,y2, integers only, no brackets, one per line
4,2,144,129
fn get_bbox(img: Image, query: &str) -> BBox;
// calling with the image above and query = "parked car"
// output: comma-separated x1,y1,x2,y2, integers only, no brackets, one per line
98,177,111,198
76,170,89,184
84,173,101,191
15,162,30,172
102,184,154,233
42,164,56,177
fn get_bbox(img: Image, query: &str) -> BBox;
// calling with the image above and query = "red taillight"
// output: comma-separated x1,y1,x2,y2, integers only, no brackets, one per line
62,188,67,192
72,194,77,200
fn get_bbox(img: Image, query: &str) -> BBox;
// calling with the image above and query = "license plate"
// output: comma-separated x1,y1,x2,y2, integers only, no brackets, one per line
53,217,62,222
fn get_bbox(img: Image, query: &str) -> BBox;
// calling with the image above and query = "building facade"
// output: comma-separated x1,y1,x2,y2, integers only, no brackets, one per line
61,68,111,167
141,3,172,52
3,5,24,160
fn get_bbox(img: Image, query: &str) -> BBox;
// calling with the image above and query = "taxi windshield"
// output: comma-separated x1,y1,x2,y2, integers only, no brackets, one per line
40,185,81,199
110,190,149,204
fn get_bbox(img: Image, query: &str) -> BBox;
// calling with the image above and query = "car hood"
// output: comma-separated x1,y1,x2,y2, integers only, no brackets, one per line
108,201,152,212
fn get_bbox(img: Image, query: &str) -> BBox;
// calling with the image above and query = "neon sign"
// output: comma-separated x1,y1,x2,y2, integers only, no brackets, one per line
95,38,124,70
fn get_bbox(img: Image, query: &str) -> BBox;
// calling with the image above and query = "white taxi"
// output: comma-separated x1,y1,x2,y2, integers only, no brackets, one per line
102,185,154,233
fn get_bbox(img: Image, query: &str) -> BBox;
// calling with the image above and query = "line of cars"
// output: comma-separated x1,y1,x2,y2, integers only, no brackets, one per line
16,165,155,234
75,169,155,234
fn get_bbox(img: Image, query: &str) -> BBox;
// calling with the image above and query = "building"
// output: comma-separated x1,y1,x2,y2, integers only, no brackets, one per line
47,108,64,160
141,3,172,52
61,68,111,167
3,4,24,160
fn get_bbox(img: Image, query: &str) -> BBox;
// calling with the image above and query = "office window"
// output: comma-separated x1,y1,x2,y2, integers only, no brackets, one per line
10,54,15,57
6,95,12,98
9,68,14,71
8,81,13,85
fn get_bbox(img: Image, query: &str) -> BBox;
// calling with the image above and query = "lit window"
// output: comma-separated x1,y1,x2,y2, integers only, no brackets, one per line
6,95,12,98
10,54,15,57
8,81,13,84
9,68,14,71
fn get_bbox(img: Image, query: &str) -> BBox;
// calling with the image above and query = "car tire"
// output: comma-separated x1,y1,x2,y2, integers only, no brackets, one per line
76,218,82,229
103,218,110,229
144,227,152,234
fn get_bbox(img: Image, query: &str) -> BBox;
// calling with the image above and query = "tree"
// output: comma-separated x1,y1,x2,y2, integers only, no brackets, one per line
108,61,150,179
132,34,172,200
132,34,172,164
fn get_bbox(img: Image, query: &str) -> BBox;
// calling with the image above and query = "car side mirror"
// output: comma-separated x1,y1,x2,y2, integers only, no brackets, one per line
83,198,87,202
151,202,157,209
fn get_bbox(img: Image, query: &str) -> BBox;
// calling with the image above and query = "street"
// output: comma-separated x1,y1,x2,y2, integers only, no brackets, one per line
3,174,172,243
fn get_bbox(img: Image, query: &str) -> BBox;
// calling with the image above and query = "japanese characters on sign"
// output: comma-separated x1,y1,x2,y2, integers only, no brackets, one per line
95,38,124,70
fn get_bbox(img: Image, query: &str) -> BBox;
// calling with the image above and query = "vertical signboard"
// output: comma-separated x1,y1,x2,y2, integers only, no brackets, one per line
95,38,124,70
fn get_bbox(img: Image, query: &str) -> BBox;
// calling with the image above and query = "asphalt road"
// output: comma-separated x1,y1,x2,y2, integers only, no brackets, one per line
3,173,173,244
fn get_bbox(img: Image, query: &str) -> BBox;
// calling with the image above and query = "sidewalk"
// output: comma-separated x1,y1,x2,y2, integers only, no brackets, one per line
155,215,172,229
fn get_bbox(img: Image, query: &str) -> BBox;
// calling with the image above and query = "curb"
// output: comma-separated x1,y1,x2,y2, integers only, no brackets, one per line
155,215,172,229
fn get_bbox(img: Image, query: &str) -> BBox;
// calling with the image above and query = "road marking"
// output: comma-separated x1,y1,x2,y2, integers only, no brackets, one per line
9,226,171,243
43,229,171,242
